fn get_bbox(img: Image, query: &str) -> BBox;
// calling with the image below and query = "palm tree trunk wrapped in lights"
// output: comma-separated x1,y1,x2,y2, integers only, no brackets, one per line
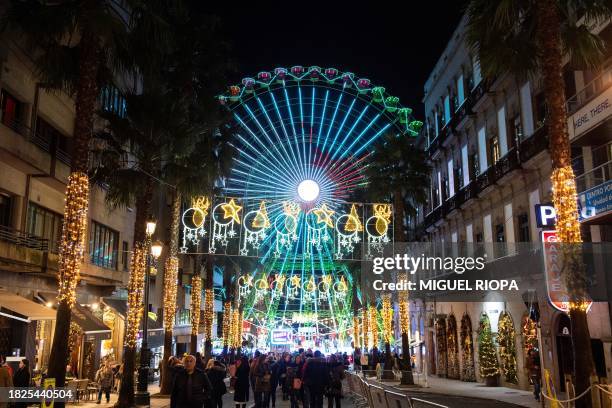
120,242,147,406
160,193,180,395
203,289,214,351
369,306,379,350
353,315,360,349
190,273,202,354
397,276,414,384
222,301,232,352
381,295,395,379
232,308,243,350
362,307,370,351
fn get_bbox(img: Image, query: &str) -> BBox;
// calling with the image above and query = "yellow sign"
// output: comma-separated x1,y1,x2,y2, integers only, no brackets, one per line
42,377,55,408
544,369,558,408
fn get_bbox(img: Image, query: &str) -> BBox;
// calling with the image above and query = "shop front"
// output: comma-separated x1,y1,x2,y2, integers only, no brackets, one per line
69,304,111,380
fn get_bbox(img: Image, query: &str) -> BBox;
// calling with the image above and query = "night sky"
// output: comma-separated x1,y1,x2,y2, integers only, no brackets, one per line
213,2,465,118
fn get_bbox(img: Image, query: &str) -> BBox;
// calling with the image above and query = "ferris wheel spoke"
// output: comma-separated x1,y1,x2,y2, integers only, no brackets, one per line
317,92,343,168
270,91,305,181
317,97,357,171
283,87,306,178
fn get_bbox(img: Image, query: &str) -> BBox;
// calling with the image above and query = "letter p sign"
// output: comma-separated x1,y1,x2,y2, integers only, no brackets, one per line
535,204,556,228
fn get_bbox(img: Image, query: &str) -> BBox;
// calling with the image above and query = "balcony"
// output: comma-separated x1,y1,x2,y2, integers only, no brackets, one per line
0,225,48,251
519,125,548,164
475,166,496,192
0,225,55,274
493,148,520,181
457,182,478,206
566,65,612,144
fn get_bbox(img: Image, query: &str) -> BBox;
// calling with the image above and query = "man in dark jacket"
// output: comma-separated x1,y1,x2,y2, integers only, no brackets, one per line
302,351,329,408
171,355,213,408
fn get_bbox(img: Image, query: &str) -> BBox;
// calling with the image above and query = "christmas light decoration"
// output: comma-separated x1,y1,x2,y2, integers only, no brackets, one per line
435,317,447,377
180,196,210,253
163,256,179,332
353,315,360,347
460,314,476,381
398,298,410,335
381,295,393,344
203,288,214,341
478,313,499,379
362,309,370,350
366,204,392,259
446,315,459,379
522,315,538,354
57,172,89,306
215,66,418,340
369,306,379,349
222,301,232,347
497,311,518,384
190,275,202,337
125,242,146,348
551,166,582,243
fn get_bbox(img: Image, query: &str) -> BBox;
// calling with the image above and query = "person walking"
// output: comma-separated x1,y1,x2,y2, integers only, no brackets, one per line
13,358,31,408
205,359,227,408
326,355,344,408
253,355,271,408
170,355,213,408
0,357,13,408
95,363,114,404
269,356,281,408
233,355,250,408
526,349,542,402
302,351,329,408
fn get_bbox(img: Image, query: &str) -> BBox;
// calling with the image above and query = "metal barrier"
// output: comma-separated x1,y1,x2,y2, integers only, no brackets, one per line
345,371,449,408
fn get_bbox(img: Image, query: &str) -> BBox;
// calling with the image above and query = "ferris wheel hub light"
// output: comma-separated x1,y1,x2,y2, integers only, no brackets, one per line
297,179,320,202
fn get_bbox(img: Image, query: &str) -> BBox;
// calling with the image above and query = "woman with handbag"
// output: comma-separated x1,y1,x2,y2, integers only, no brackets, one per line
253,355,271,408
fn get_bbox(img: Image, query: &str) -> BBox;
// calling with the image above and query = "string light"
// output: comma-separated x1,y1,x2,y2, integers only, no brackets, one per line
163,256,179,333
381,295,393,344
353,315,360,347
398,273,410,336
57,172,89,306
362,308,370,350
498,311,518,384
369,305,379,348
203,288,214,341
236,309,243,348
125,242,147,348
222,301,232,347
551,166,582,243
190,275,202,337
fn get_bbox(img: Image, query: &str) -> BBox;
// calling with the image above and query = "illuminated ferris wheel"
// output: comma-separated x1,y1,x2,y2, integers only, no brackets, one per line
187,66,421,347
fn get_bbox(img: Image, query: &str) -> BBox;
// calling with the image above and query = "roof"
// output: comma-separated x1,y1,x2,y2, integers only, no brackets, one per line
0,290,56,321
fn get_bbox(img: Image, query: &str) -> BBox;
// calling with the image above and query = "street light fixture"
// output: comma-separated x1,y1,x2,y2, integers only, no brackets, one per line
135,222,163,407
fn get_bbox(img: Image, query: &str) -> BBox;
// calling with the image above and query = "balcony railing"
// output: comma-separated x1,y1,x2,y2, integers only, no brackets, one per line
493,148,520,179
0,225,49,251
519,125,548,163
566,64,612,115
576,159,612,194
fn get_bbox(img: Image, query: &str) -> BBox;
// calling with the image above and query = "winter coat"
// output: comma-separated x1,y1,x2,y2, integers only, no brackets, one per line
13,367,31,387
95,368,114,389
205,365,227,398
233,360,250,403
170,368,212,408
302,358,329,390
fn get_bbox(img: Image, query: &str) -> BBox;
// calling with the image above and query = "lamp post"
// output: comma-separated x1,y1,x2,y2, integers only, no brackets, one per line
135,219,163,406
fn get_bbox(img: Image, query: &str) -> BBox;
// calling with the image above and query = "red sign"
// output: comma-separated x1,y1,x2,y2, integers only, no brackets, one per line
541,231,592,313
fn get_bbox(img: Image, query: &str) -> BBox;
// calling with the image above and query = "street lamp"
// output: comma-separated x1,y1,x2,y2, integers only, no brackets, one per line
135,221,163,407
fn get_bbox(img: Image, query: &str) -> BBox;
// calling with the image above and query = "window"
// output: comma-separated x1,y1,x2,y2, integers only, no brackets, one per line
535,93,547,128
491,136,501,164
518,213,530,242
121,241,129,271
35,117,72,163
0,194,11,227
27,203,63,253
100,85,127,118
89,221,119,269
495,224,505,242
509,114,523,145
476,232,483,242
1,89,25,134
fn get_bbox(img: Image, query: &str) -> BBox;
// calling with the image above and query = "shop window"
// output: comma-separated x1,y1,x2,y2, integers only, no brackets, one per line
89,221,119,269
1,89,26,134
0,194,11,227
518,213,530,242
27,203,63,253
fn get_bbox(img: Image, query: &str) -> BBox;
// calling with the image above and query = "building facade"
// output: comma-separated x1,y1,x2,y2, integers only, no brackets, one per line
413,14,612,391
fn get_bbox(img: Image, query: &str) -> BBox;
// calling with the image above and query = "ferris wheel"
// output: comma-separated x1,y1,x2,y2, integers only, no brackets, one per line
211,66,421,345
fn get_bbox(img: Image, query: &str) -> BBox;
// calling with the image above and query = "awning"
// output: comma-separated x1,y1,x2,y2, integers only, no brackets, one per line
71,304,111,334
0,290,56,321
102,297,162,332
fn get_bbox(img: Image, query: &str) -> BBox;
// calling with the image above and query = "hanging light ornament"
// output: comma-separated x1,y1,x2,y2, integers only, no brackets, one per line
180,196,210,253
56,172,89,306
210,198,242,253
241,201,271,255
366,204,392,259
335,204,363,259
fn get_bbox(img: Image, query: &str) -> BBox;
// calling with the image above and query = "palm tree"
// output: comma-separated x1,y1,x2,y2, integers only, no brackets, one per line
92,86,197,407
1,1,153,393
466,2,612,403
365,132,430,384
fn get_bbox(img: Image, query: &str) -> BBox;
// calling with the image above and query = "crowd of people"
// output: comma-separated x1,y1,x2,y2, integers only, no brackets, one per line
166,349,348,408
0,356,32,408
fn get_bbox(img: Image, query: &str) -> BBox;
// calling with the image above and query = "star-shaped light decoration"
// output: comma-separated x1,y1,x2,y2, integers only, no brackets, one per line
290,275,301,288
313,203,335,228
222,198,242,224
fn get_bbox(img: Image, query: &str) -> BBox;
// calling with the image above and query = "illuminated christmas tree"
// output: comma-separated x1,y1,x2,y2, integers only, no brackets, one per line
478,314,499,380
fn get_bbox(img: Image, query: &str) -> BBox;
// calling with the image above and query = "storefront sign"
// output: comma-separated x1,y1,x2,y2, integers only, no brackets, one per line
535,203,595,227
578,179,612,220
271,329,292,344
568,85,612,140
541,230,592,313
